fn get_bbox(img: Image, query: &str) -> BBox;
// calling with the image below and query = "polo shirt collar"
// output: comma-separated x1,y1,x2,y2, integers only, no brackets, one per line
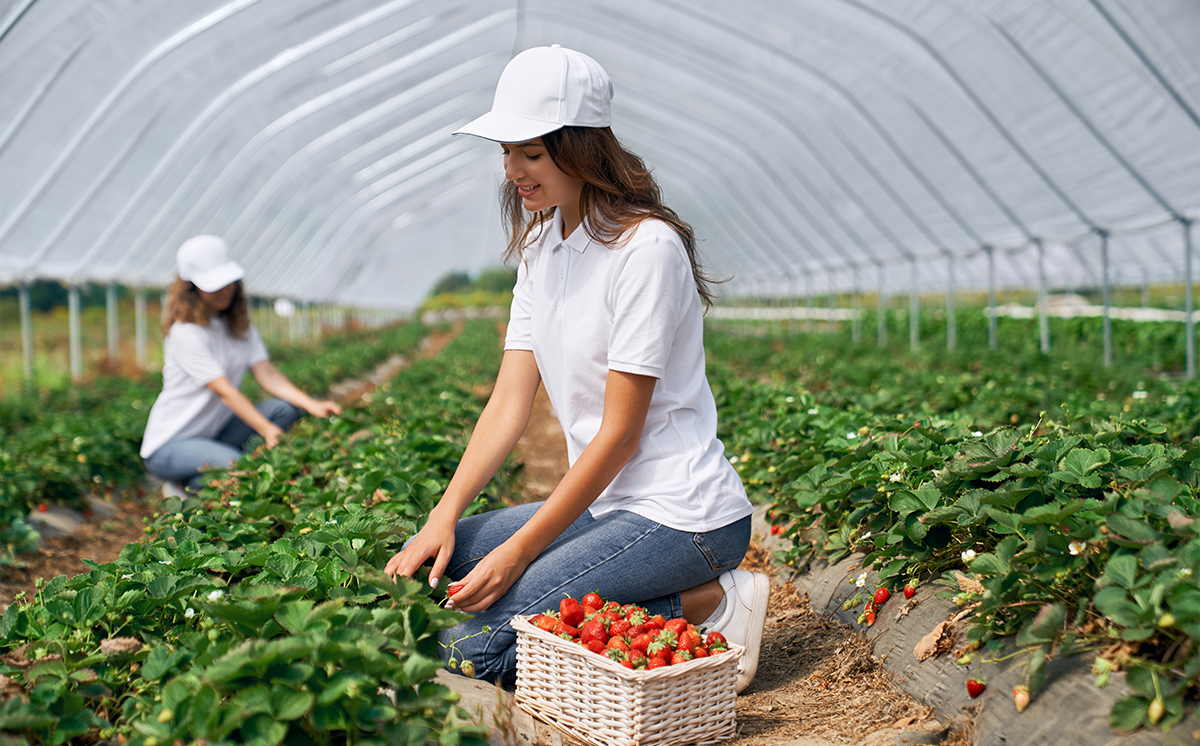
545,208,591,253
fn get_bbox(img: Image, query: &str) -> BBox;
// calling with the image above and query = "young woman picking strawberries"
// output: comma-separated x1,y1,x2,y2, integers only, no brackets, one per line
384,45,768,692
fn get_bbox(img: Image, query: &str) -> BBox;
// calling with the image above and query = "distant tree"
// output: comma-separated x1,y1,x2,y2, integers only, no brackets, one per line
473,268,516,293
430,271,471,295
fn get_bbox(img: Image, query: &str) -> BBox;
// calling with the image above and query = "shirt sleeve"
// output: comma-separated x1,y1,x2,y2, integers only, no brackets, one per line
169,323,228,386
607,227,693,379
504,256,534,351
246,324,269,366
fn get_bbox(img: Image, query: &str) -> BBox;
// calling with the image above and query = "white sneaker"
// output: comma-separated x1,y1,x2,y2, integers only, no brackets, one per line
707,569,770,693
161,481,188,500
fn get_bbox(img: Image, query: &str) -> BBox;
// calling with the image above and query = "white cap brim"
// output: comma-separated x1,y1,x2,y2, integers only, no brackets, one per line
452,110,563,143
190,260,245,292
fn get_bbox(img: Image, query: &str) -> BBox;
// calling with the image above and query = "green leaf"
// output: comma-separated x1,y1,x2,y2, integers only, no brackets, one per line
1028,646,1047,695
1109,695,1147,734
1015,603,1065,647
1100,554,1139,590
1125,666,1156,698
270,688,314,720
142,646,188,681
967,552,1009,576
1106,513,1158,543
240,713,288,746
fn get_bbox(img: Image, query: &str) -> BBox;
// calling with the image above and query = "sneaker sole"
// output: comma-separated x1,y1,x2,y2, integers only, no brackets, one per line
736,572,771,694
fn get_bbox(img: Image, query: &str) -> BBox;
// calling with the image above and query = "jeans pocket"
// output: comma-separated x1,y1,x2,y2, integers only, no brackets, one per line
692,517,751,573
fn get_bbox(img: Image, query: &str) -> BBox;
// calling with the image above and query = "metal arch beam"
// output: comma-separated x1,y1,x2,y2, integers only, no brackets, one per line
993,23,1185,221
533,6,888,265
832,0,1098,231
119,10,516,281
1085,0,1200,132
0,0,265,259
92,2,498,280
645,0,989,253
0,0,37,46
0,33,95,167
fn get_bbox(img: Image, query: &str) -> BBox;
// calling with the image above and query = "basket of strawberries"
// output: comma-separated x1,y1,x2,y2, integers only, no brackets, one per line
510,592,741,746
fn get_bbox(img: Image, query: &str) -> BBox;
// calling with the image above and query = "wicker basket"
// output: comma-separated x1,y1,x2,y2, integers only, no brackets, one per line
511,613,741,746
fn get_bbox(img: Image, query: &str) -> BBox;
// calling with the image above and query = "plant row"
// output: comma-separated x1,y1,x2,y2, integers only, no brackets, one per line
705,322,1199,736
0,319,516,745
0,321,429,566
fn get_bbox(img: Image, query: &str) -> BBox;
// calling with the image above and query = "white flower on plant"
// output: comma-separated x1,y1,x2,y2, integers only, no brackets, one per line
785,396,795,403
121,574,133,580
962,549,977,563
207,590,224,601
184,608,195,619
729,456,739,464
808,408,819,415
889,473,903,483
1132,391,1148,400
971,431,983,437
860,531,871,540
855,571,868,587
847,432,857,440
1181,567,1193,578
1069,540,1086,556
228,501,240,507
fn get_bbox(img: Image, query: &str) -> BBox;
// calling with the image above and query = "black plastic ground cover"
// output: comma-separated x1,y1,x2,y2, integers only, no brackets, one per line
751,508,1200,746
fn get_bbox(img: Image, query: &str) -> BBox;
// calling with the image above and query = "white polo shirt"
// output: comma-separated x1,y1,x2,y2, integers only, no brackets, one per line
140,318,269,459
505,211,751,532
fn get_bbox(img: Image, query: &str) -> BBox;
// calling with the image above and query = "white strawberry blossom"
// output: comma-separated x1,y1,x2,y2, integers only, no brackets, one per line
855,571,868,587
971,431,983,437
808,408,819,415
962,549,977,563
729,456,739,464
846,432,857,439
184,608,195,619
785,396,795,403
1181,567,1193,578
1069,540,1086,556
207,590,224,601
889,473,903,483
121,574,133,580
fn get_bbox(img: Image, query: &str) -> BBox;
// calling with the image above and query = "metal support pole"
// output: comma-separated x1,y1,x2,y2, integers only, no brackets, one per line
135,287,147,368
68,285,82,381
106,283,118,361
852,266,862,344
805,275,814,334
828,280,837,334
987,246,997,351
1184,218,1195,380
909,258,919,352
877,263,887,348
18,282,33,382
161,290,168,324
1101,230,1112,368
1037,240,1049,355
947,254,957,351
1142,268,1150,308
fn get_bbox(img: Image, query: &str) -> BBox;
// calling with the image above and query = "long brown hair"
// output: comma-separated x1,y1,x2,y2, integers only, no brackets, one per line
162,276,249,339
501,126,718,308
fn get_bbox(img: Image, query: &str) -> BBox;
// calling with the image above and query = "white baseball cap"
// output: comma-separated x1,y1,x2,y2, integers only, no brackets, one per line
453,45,613,143
177,235,245,292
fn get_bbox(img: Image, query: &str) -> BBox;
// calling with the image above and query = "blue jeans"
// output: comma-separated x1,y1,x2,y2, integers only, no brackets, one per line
439,503,750,687
143,398,303,491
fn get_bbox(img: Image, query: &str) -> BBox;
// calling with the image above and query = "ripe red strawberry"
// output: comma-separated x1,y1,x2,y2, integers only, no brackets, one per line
645,614,666,630
1012,684,1030,712
603,610,623,625
609,619,632,639
664,618,689,636
629,648,647,667
627,623,648,638
630,633,654,654
37,504,48,513
903,583,917,600
604,601,622,612
553,622,579,639
534,614,559,633
646,657,668,670
693,647,709,658
874,587,891,606
626,609,647,627
670,650,693,665
647,638,673,662
606,648,628,663
865,601,878,614
865,610,877,626
607,637,631,654
676,633,696,654
586,639,607,654
582,592,604,611
579,619,609,647
770,524,782,535
705,631,728,650
560,597,585,627
967,678,986,699
619,658,634,669
447,583,465,596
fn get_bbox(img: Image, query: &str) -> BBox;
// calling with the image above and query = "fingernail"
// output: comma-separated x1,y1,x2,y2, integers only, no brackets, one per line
430,577,439,589
445,600,456,609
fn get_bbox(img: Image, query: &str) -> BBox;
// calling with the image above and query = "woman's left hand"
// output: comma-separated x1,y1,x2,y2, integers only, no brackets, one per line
444,542,530,613
307,400,342,417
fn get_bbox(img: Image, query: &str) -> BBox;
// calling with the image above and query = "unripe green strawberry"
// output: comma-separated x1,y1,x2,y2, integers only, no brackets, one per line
461,660,476,678
1148,696,1165,725
1158,613,1176,628
1013,684,1030,713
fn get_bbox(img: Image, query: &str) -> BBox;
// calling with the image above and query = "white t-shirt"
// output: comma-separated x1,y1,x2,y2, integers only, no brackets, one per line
140,318,269,459
505,211,752,532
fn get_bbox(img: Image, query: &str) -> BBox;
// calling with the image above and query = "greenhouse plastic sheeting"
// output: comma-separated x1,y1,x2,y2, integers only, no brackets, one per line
0,0,1196,310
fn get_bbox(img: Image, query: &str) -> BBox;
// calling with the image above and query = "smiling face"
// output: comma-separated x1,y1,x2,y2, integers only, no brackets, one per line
197,282,238,313
503,138,584,235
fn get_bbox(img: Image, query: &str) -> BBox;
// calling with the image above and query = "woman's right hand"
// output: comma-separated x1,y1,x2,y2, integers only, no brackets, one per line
261,423,284,449
384,512,458,587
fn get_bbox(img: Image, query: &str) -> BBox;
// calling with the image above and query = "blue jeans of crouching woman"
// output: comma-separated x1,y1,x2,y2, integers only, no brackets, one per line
143,398,303,492
438,502,750,687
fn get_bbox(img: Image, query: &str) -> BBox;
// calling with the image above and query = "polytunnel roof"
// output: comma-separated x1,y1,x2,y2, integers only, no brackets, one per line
0,0,1196,309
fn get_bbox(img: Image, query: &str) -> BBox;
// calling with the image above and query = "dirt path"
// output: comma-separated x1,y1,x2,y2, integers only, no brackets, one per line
505,355,969,745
